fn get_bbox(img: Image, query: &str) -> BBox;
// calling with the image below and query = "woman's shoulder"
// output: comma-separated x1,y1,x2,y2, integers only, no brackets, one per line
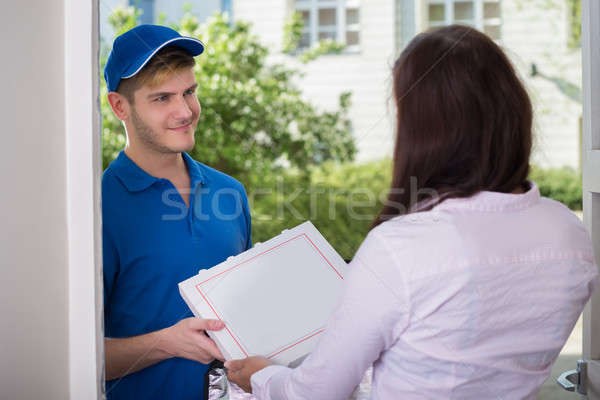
368,210,456,245
538,195,582,223
356,211,456,266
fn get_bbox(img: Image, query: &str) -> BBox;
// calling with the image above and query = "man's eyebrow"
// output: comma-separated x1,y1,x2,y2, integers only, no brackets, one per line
146,91,174,99
146,84,198,99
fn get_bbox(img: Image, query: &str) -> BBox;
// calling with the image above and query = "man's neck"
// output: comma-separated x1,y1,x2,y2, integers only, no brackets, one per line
124,145,188,181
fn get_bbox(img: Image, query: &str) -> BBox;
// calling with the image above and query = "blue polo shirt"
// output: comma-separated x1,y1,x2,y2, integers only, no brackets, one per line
102,151,252,400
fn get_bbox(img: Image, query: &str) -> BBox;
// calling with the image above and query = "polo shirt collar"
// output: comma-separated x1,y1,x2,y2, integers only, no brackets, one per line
112,150,206,193
182,152,208,186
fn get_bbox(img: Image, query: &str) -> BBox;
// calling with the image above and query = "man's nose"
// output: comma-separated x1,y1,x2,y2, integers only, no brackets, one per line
173,95,193,120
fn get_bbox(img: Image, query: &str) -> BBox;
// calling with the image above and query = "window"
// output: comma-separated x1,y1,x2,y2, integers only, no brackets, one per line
294,0,361,50
427,0,501,41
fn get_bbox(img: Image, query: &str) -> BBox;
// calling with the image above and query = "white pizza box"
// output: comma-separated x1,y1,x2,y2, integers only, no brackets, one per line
178,221,348,367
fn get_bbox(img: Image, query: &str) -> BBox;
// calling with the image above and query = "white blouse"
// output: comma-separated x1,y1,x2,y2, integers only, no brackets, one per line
250,183,598,399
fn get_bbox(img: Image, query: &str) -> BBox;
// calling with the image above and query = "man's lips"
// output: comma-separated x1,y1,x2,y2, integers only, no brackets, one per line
169,122,192,132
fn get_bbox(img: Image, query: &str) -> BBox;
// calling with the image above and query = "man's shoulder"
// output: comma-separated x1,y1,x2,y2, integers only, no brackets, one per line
102,164,124,193
190,158,246,193
101,163,134,215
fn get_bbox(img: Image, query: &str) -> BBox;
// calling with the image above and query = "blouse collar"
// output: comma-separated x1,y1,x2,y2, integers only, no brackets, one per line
431,182,541,213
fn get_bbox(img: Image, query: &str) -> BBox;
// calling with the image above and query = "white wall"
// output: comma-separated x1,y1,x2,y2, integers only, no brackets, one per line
0,2,70,399
235,0,289,51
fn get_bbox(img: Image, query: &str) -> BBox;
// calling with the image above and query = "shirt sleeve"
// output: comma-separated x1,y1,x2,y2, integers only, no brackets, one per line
250,230,409,400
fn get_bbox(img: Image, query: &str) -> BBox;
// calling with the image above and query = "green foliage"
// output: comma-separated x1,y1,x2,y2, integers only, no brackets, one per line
157,12,167,25
102,7,356,182
567,0,581,50
107,6,141,37
299,39,346,63
529,165,582,210
282,12,304,53
100,78,125,169
281,12,346,63
251,159,392,260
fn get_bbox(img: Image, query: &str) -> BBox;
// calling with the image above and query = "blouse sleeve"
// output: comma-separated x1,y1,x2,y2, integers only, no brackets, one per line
250,230,410,400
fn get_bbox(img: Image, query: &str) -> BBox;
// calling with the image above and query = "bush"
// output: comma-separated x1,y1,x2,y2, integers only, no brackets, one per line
250,159,391,261
529,166,582,210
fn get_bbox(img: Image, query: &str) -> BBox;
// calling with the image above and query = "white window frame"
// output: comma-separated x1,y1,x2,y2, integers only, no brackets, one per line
426,0,502,41
294,0,361,52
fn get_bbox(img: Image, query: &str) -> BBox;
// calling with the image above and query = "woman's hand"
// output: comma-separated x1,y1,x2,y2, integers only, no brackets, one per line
225,356,274,393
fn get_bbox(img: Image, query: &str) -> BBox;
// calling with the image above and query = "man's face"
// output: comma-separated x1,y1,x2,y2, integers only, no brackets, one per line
129,67,200,154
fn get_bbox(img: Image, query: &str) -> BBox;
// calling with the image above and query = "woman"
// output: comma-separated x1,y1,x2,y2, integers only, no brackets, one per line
225,25,598,399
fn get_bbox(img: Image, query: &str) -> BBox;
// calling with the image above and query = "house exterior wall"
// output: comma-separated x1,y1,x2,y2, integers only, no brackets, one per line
235,0,291,51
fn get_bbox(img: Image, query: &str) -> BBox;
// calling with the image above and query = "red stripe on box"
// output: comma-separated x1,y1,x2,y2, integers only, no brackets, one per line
302,234,343,280
197,288,248,357
267,329,325,359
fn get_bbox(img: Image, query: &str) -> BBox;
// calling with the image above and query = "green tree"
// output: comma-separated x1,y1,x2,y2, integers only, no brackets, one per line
101,7,356,187
250,159,392,260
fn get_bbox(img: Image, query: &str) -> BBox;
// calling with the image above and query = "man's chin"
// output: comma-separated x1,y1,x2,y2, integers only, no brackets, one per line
167,136,195,153
174,142,195,153
182,140,196,153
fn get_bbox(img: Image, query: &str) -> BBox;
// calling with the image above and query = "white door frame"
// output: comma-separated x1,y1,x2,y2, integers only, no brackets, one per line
582,0,600,397
65,0,104,398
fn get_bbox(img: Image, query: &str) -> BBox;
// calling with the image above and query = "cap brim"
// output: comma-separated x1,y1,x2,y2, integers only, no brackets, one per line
121,36,205,80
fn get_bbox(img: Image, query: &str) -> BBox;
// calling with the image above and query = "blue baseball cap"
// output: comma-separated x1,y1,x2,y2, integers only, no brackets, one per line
104,24,205,92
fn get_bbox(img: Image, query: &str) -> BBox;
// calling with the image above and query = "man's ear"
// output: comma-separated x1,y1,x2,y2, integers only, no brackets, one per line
107,92,131,121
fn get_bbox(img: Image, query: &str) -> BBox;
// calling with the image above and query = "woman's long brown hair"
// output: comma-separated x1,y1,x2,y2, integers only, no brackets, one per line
372,25,533,229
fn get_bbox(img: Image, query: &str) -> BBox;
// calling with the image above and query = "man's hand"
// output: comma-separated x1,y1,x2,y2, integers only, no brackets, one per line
160,317,225,364
225,356,274,393
105,317,225,380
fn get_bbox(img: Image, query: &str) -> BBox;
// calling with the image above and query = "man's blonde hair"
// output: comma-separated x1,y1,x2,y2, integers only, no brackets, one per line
117,46,196,104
